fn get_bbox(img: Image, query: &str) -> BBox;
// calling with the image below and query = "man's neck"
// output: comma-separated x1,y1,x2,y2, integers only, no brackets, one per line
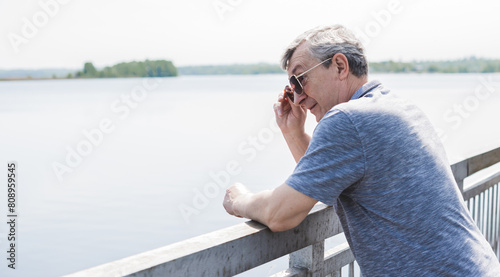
346,74,369,100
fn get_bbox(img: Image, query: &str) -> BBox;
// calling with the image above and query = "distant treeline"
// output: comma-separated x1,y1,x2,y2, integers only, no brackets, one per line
178,63,283,75
178,57,500,75
369,57,500,73
2,57,500,81
72,60,178,78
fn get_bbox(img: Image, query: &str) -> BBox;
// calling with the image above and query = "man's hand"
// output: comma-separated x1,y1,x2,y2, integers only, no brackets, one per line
274,86,311,163
223,183,252,218
274,85,307,135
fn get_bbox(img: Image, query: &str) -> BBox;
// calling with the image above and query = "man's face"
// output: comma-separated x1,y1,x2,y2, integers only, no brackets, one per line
287,43,342,122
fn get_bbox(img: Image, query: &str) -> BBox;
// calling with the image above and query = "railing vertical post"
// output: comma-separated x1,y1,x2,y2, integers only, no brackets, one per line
289,241,325,277
495,184,498,257
493,184,500,258
451,160,468,193
487,188,492,244
348,262,355,277
494,184,498,250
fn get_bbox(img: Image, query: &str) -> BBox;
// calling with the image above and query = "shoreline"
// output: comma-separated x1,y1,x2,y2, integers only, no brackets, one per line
3,72,500,82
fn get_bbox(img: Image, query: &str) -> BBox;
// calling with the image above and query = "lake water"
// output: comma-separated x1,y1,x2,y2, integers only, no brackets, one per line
1,73,500,276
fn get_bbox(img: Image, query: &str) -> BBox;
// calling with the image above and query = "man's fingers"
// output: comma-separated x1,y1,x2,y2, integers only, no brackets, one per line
223,192,236,215
277,92,285,103
274,102,283,117
224,183,250,217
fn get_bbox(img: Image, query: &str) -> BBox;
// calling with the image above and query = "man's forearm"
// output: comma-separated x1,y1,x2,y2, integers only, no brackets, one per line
283,131,311,163
233,190,273,226
231,184,316,232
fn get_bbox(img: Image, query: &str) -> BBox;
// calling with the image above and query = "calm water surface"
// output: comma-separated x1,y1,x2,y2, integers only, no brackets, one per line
0,74,500,276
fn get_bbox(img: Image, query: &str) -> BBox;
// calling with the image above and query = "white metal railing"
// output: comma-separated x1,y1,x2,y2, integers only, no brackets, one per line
64,147,500,277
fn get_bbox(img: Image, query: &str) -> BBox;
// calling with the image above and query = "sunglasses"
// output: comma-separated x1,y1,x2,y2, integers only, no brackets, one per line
286,58,331,102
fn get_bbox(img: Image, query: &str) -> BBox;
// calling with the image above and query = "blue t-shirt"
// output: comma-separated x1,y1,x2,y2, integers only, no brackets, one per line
286,80,500,276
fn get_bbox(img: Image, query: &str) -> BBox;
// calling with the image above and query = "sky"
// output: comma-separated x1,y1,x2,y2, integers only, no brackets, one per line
1,0,500,69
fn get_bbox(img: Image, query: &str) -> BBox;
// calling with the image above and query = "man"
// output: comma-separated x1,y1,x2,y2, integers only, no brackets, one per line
223,25,500,276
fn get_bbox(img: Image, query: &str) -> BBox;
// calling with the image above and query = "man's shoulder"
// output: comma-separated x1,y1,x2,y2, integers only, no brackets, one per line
317,108,356,132
328,86,416,122
321,89,385,123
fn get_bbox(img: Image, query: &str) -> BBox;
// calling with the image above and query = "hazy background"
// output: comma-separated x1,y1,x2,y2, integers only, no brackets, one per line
2,0,500,69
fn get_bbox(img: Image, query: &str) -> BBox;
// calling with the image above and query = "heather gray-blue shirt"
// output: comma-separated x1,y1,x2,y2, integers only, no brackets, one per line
286,81,500,276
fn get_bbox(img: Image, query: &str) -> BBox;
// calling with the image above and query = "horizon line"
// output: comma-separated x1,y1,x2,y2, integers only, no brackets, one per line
2,56,500,71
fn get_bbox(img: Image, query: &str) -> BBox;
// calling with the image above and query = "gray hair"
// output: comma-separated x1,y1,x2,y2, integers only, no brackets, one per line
280,25,368,77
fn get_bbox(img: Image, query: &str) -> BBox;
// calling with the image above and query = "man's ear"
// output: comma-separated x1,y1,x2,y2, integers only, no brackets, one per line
333,53,349,80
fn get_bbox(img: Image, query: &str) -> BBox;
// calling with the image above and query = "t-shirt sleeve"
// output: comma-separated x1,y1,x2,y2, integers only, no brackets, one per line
286,109,365,206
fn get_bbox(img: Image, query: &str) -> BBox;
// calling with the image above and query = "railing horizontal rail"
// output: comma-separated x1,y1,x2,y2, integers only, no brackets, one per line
65,146,500,277
323,243,355,275
467,147,500,177
64,204,340,277
451,146,500,191
463,171,500,201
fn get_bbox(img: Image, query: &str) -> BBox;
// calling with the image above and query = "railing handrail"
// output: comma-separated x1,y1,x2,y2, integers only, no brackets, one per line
64,203,340,277
64,146,500,277
451,146,500,191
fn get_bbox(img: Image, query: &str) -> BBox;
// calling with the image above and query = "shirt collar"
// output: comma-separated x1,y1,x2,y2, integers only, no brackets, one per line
350,80,382,100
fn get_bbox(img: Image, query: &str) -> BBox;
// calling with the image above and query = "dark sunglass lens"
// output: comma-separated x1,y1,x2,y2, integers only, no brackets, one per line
290,76,303,95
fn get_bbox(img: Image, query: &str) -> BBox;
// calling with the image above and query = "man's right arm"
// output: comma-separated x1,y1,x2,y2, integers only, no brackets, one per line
283,131,311,163
273,91,310,163
224,182,318,232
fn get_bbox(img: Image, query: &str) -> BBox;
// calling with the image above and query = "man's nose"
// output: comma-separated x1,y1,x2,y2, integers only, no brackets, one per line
293,91,307,105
